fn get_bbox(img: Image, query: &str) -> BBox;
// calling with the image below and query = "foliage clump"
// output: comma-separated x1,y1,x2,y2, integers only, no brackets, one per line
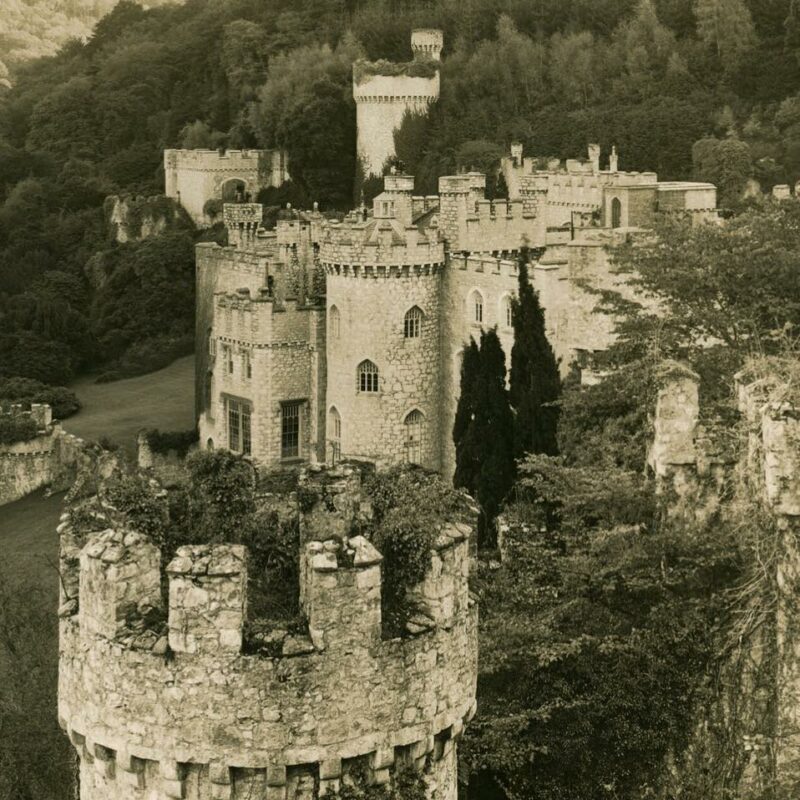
143,428,198,459
0,377,80,419
0,414,39,445
353,58,439,84
364,464,470,636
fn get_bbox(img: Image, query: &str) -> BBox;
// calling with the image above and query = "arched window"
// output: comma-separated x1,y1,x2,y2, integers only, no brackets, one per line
329,406,342,464
470,290,484,324
206,437,214,450
404,306,423,339
500,295,513,329
611,197,622,228
329,305,340,339
357,360,379,393
404,410,423,464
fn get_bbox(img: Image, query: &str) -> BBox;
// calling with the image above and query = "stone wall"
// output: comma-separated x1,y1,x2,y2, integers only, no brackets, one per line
58,468,478,800
439,255,518,479
325,264,444,470
199,291,325,465
0,404,89,505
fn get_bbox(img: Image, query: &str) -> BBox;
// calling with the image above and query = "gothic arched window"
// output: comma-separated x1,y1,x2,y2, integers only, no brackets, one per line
470,290,484,324
329,305,340,339
357,360,379,393
404,409,423,464
404,306,423,339
611,197,622,228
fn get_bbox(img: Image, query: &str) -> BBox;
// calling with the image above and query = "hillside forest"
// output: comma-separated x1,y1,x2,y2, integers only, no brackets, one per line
1,0,800,393
5,3,800,800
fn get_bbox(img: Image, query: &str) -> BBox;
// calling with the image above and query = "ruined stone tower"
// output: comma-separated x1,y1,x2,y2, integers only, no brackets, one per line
353,30,442,177
58,465,477,799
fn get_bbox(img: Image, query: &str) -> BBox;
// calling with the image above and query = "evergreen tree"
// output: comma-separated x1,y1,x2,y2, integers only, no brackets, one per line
509,247,561,457
453,330,516,544
453,336,481,493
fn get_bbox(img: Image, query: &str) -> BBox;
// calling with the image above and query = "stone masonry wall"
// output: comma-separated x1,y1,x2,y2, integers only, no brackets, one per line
0,404,89,506
325,266,443,470
165,149,288,225
58,471,477,800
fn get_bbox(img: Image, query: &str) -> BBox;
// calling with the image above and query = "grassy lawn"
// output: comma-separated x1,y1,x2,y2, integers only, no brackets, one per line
0,355,195,590
64,355,195,458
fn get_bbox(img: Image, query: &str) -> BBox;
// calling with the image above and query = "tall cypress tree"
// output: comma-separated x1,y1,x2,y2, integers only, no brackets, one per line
510,246,561,457
453,329,516,544
453,336,481,494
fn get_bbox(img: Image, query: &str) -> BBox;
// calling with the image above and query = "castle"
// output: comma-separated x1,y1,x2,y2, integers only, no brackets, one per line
58,463,477,800
193,139,717,477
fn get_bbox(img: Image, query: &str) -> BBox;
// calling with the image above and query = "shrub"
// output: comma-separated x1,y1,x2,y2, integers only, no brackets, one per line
144,428,198,458
0,415,39,444
0,377,81,419
103,473,168,542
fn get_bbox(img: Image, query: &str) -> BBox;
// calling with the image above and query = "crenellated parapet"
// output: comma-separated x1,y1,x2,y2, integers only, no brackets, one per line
59,465,477,800
319,218,445,273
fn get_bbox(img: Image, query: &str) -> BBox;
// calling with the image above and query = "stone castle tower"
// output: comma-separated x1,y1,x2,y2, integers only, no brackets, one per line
58,466,477,799
353,30,442,177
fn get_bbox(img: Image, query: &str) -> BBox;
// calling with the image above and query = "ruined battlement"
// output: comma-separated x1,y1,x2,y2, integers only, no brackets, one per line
58,468,477,799
1,401,52,428
320,219,445,271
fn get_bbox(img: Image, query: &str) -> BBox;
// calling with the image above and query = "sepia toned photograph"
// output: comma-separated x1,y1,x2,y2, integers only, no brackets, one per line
1,1,799,798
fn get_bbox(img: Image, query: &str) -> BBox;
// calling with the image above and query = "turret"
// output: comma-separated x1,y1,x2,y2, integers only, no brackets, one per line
58,465,478,799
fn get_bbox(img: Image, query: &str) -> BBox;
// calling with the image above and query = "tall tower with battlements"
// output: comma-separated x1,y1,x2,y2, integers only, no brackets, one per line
321,176,446,468
58,465,477,800
353,30,442,178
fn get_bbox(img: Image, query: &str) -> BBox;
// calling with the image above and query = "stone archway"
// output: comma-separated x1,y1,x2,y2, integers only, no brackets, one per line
221,178,247,203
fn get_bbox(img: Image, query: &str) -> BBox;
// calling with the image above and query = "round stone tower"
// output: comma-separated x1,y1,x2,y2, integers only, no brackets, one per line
353,31,443,177
58,464,477,800
321,176,446,470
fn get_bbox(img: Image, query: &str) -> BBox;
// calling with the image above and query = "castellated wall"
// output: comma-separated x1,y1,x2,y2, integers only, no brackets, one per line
164,149,289,226
58,478,477,800
198,289,326,465
0,404,88,506
437,175,542,253
195,223,286,417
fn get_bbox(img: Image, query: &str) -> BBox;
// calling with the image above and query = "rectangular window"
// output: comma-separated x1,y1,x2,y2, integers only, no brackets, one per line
281,402,302,459
242,349,252,380
209,336,216,356
226,397,251,455
222,345,234,375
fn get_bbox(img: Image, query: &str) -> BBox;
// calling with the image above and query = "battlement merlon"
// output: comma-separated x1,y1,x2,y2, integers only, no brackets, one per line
352,71,440,103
